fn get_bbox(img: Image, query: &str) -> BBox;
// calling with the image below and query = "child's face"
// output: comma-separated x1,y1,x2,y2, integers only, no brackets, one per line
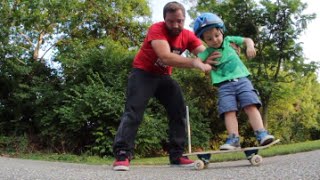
202,28,223,48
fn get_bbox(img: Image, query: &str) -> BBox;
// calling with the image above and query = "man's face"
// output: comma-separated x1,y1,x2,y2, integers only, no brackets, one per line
164,10,185,36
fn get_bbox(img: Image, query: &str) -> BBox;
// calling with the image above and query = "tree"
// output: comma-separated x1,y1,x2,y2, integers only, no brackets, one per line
0,0,151,63
189,0,317,128
268,73,320,142
252,0,317,127
0,0,152,154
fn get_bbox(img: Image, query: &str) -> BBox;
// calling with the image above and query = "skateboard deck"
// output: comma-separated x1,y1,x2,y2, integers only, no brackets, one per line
184,139,280,156
183,139,280,170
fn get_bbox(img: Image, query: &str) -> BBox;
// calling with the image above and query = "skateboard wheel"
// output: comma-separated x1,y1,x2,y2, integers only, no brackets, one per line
250,155,263,166
194,160,205,170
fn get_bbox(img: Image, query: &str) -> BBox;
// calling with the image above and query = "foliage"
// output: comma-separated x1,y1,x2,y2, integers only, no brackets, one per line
0,0,319,158
0,136,29,154
37,39,133,155
0,0,152,156
0,57,62,138
0,0,150,63
173,69,217,150
268,73,320,143
135,104,168,157
189,0,318,145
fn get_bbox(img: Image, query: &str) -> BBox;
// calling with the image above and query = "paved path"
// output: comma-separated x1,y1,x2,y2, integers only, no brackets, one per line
0,150,319,180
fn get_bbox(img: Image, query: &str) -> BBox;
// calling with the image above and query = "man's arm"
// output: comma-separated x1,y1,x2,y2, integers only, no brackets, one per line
191,45,206,56
151,40,211,72
192,44,221,69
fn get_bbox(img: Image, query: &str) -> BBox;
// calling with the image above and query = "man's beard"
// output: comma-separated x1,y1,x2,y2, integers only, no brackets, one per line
167,28,182,36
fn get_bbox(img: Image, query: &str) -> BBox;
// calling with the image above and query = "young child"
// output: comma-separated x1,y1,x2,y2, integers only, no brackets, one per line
193,12,275,150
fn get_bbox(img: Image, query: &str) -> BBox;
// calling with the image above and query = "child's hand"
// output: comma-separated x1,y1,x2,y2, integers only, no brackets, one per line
246,46,256,59
244,38,256,59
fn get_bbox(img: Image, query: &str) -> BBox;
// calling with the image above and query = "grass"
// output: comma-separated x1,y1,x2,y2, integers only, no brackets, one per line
3,139,320,166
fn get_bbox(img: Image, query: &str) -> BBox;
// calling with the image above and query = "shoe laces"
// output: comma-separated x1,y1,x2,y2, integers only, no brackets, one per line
255,130,268,141
116,150,128,161
225,134,239,144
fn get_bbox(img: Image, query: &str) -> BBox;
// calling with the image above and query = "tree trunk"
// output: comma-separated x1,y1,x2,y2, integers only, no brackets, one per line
33,31,45,61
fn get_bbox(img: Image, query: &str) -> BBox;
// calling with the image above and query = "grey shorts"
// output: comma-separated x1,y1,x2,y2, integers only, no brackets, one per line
217,77,261,117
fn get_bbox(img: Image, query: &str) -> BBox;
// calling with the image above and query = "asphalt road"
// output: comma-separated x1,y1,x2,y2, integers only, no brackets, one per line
0,150,319,180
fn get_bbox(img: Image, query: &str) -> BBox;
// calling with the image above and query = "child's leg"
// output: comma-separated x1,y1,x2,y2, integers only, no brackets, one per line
235,77,275,146
243,105,264,131
243,105,275,145
220,111,241,150
224,111,239,135
217,81,241,150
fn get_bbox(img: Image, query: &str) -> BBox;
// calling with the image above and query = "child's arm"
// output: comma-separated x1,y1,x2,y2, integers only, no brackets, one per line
243,38,256,59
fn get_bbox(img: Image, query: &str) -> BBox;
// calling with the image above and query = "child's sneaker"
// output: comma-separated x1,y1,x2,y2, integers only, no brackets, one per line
170,156,194,167
255,129,275,146
220,134,241,150
113,151,130,171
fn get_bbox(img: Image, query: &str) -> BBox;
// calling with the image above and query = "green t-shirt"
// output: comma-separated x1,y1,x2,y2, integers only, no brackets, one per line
198,36,250,85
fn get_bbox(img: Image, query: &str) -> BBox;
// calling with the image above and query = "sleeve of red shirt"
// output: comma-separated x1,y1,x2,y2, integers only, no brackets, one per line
186,30,203,53
146,22,167,43
145,22,202,53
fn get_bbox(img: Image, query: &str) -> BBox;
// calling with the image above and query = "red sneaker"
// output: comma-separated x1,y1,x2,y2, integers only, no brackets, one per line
113,158,130,171
171,156,194,167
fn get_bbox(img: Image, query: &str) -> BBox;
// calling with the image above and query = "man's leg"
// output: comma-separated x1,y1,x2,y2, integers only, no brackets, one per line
113,69,157,160
155,76,189,165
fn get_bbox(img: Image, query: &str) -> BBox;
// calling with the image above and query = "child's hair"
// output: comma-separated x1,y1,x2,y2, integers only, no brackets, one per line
201,27,225,41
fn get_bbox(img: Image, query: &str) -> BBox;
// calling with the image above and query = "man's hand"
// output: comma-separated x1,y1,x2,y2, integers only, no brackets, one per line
205,51,221,70
192,58,212,72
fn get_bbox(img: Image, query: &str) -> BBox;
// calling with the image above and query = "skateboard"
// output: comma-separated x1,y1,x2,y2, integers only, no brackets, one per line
183,139,280,170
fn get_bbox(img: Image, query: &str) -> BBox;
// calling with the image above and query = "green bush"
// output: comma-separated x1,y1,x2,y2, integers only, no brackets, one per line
0,136,29,154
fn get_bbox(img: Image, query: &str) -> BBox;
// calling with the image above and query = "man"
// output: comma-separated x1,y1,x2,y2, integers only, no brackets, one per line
112,1,212,171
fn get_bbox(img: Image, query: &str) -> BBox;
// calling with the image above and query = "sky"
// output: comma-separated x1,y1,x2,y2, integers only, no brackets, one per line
149,0,320,64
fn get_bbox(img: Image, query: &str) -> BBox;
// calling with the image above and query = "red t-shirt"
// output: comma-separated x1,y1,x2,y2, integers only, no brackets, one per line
133,22,202,75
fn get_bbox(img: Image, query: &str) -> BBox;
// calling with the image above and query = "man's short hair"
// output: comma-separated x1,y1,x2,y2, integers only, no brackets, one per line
163,1,185,19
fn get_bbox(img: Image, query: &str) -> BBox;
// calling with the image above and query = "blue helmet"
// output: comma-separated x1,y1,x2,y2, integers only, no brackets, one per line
193,12,226,38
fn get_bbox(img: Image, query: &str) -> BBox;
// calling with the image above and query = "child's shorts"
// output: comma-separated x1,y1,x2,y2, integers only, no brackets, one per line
217,77,261,117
